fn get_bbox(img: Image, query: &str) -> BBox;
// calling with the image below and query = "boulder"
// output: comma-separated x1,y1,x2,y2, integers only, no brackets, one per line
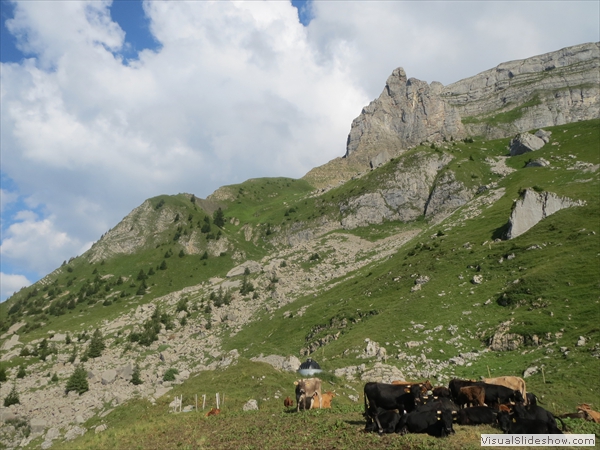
243,399,259,411
30,418,47,434
64,426,85,441
526,158,550,167
101,369,117,385
523,366,539,378
534,129,552,143
506,189,584,239
509,132,545,156
1,334,20,351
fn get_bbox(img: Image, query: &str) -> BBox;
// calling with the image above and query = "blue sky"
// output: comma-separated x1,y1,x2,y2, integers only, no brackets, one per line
1,0,598,301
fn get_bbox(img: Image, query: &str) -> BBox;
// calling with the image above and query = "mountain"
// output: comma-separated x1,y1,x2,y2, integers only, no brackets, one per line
1,44,599,449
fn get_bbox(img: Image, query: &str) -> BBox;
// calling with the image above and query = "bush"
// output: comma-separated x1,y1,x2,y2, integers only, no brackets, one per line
16,365,26,379
65,365,89,395
163,368,179,382
131,364,143,386
0,367,7,382
4,385,20,407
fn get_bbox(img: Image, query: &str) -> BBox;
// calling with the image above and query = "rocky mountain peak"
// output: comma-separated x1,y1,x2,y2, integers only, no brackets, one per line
344,42,599,172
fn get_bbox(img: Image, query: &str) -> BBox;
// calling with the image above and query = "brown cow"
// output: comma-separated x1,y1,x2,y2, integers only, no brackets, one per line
483,376,527,405
578,404,600,423
308,391,335,409
457,386,485,408
294,378,322,411
391,379,433,394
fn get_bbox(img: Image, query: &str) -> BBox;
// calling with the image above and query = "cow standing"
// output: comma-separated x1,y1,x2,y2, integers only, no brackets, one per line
484,376,528,405
294,378,322,411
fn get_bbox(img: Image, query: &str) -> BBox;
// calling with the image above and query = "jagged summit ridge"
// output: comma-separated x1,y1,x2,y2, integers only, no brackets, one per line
346,42,600,162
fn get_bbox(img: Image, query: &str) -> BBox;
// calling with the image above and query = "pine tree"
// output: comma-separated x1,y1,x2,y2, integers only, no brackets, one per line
4,385,19,407
136,280,147,296
16,365,26,379
213,208,225,228
86,329,105,358
159,260,167,270
130,364,143,385
65,365,89,395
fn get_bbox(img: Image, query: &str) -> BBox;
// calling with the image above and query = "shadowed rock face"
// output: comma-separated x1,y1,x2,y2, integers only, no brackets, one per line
346,43,600,163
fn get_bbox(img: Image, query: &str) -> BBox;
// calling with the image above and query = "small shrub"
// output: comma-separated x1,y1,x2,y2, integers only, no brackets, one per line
163,368,179,382
131,364,143,385
4,385,20,407
16,365,26,379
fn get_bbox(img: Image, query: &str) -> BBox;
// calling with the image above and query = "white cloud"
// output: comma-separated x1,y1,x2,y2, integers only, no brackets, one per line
0,0,598,290
0,211,91,275
0,273,32,300
0,189,19,213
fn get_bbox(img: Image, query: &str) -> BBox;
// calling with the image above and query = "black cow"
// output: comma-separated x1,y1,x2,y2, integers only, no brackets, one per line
456,406,498,425
526,392,539,406
449,379,476,402
364,408,402,434
478,382,523,407
363,383,421,421
513,404,565,434
432,386,451,398
398,409,454,437
497,411,561,434
415,397,459,414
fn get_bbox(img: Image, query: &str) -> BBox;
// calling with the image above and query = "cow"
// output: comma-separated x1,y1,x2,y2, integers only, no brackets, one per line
364,382,422,422
300,391,335,410
448,378,477,402
526,392,539,406
456,406,498,425
457,386,486,408
415,397,459,414
364,408,402,434
497,411,562,434
398,409,455,437
392,379,433,394
294,378,322,412
498,404,512,413
513,403,565,433
483,376,527,405
578,404,600,423
284,396,294,409
477,382,523,407
432,386,451,398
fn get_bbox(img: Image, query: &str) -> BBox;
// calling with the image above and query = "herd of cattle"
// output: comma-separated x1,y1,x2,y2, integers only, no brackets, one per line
291,376,568,437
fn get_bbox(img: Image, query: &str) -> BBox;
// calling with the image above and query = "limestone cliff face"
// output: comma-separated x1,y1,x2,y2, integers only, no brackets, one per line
345,68,465,162
339,151,472,228
346,42,599,163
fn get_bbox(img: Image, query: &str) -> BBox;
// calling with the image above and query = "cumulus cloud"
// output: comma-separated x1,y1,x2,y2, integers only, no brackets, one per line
0,211,92,275
0,0,598,299
0,273,32,301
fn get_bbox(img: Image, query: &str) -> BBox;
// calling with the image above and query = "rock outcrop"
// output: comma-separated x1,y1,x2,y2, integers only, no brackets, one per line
340,151,472,228
345,42,599,168
506,189,585,239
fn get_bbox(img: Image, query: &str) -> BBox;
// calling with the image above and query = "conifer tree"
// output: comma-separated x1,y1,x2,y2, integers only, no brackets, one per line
16,365,26,379
65,365,89,395
131,364,143,385
3,385,19,407
86,329,105,358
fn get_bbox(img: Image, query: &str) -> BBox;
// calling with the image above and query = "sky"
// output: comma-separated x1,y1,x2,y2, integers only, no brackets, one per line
0,0,598,301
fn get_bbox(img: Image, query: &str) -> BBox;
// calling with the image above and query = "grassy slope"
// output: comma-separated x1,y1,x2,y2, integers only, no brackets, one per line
3,120,599,449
